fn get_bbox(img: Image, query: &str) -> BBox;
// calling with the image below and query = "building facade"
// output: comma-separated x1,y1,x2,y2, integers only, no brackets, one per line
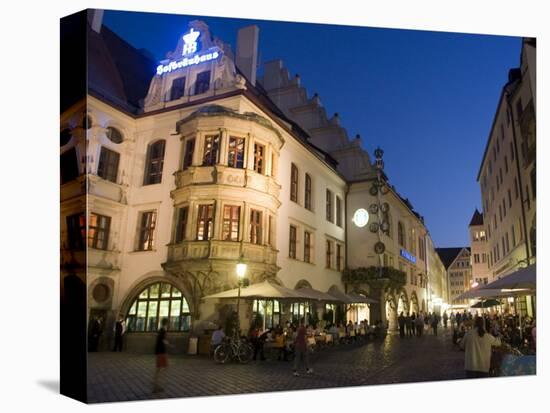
476,38,536,316
437,247,472,308
61,13,449,351
469,209,489,286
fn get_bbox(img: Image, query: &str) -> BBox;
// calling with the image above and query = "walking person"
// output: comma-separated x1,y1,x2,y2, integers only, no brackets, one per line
410,312,416,337
113,314,125,352
460,316,501,378
415,312,424,337
443,311,449,329
405,313,412,337
88,315,103,352
293,321,312,376
153,318,170,393
431,313,439,336
398,312,406,338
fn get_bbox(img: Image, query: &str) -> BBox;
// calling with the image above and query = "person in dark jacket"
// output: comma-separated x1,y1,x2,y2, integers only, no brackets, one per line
293,321,312,376
398,312,406,338
113,314,125,352
153,318,170,393
88,316,103,352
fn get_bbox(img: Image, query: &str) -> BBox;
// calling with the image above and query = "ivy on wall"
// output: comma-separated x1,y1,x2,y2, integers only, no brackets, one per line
342,266,406,295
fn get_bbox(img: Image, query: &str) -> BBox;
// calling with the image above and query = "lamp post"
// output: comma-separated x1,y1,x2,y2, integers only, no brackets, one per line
235,255,247,338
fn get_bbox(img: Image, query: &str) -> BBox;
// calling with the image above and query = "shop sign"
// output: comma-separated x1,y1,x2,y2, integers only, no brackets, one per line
400,249,416,264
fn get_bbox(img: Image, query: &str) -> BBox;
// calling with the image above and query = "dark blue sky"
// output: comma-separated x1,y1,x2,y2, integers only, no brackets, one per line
103,9,522,248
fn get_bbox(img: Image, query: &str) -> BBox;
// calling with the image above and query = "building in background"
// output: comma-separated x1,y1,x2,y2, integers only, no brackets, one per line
469,209,489,286
476,37,536,316
426,235,449,314
436,247,472,308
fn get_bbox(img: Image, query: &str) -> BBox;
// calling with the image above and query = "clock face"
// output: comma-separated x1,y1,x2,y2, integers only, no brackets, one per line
353,208,370,228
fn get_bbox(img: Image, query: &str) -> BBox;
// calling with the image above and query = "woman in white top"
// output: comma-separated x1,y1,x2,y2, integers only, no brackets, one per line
460,316,501,378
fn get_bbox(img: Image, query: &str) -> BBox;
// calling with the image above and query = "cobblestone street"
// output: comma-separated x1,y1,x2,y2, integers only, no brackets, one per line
88,329,468,403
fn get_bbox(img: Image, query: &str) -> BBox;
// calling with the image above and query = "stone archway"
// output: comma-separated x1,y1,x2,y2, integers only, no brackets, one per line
410,291,419,315
385,293,398,331
397,289,409,316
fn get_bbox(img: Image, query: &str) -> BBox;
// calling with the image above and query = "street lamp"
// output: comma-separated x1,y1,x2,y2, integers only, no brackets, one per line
235,255,247,338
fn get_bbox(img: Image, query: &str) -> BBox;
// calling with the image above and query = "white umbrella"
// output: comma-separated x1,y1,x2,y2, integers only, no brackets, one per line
203,280,308,300
296,287,344,303
483,264,536,290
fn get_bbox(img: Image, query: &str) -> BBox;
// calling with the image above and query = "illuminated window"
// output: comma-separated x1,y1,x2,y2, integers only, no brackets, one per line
182,138,195,170
252,299,281,329
170,76,186,100
250,209,262,245
222,205,240,241
304,174,312,211
194,70,211,95
336,244,343,271
326,240,333,269
97,146,120,183
126,282,191,332
60,147,79,184
175,207,188,243
289,225,297,259
196,205,213,241
88,213,111,250
143,140,165,185
66,213,85,250
254,143,264,174
137,211,156,251
202,135,220,166
304,231,312,263
290,163,298,202
227,137,245,168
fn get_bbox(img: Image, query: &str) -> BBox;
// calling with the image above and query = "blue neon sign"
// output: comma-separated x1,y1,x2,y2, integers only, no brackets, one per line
400,249,416,264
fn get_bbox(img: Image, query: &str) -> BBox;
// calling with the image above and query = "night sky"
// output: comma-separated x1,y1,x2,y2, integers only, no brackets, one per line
102,9,522,248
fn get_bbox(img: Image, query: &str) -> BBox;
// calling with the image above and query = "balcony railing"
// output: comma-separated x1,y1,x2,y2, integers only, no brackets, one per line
174,165,280,198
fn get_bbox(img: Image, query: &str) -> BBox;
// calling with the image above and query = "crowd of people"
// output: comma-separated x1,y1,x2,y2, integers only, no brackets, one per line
397,311,442,338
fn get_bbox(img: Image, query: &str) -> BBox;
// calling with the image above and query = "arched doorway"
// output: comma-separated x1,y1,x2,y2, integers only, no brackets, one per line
410,291,419,315
397,290,409,316
349,289,371,325
385,293,398,331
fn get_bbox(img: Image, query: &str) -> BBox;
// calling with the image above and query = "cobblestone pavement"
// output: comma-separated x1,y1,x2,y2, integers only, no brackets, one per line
87,328,466,403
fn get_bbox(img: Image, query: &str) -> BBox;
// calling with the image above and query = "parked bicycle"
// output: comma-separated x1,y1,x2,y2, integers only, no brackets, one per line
213,335,253,364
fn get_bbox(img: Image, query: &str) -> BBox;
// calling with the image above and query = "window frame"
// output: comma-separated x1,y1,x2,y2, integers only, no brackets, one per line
202,134,220,167
222,205,240,242
250,209,263,245
175,206,189,243
143,140,166,185
290,163,299,203
137,210,157,251
326,189,333,223
170,76,186,101
304,173,312,211
304,230,312,263
196,204,214,241
88,213,111,250
227,136,245,169
289,225,297,259
182,138,195,170
253,143,265,174
97,146,120,183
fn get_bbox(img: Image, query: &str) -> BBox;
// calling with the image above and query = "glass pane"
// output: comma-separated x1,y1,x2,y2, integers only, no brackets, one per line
147,301,158,331
170,300,181,316
136,301,147,331
126,317,136,332
180,315,191,331
273,314,280,328
171,287,182,297
149,283,159,299
159,300,170,322
160,283,171,298
182,298,190,313
274,300,280,312
128,301,137,315
139,288,149,299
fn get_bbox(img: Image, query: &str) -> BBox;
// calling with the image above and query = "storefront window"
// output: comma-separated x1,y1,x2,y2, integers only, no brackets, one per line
252,299,281,329
126,282,191,332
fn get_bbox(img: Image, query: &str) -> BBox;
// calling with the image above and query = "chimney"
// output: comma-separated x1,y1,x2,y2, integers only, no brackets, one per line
88,9,104,34
236,25,259,86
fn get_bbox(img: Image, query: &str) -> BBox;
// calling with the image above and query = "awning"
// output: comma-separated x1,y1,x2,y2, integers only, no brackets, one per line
203,280,308,300
470,299,501,308
483,264,536,290
327,288,377,304
456,287,532,300
295,287,343,303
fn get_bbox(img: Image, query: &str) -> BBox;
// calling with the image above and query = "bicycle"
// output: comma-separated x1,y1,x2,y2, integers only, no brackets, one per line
213,335,253,364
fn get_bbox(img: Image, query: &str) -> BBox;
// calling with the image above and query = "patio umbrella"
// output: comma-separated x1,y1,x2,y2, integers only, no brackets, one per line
203,280,309,300
483,264,536,291
471,299,501,309
347,292,378,304
296,287,344,303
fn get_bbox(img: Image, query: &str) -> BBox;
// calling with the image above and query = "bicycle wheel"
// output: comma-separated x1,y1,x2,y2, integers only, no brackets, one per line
214,344,230,364
237,343,253,364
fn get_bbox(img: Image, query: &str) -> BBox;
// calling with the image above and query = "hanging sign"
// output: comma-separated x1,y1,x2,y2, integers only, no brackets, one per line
400,249,416,264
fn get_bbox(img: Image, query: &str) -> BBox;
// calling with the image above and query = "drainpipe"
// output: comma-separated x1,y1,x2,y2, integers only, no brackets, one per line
506,93,531,267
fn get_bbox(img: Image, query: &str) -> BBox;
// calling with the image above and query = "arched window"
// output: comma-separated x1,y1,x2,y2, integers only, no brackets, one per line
125,282,191,332
397,221,405,248
143,140,166,185
290,163,298,202
304,173,312,210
